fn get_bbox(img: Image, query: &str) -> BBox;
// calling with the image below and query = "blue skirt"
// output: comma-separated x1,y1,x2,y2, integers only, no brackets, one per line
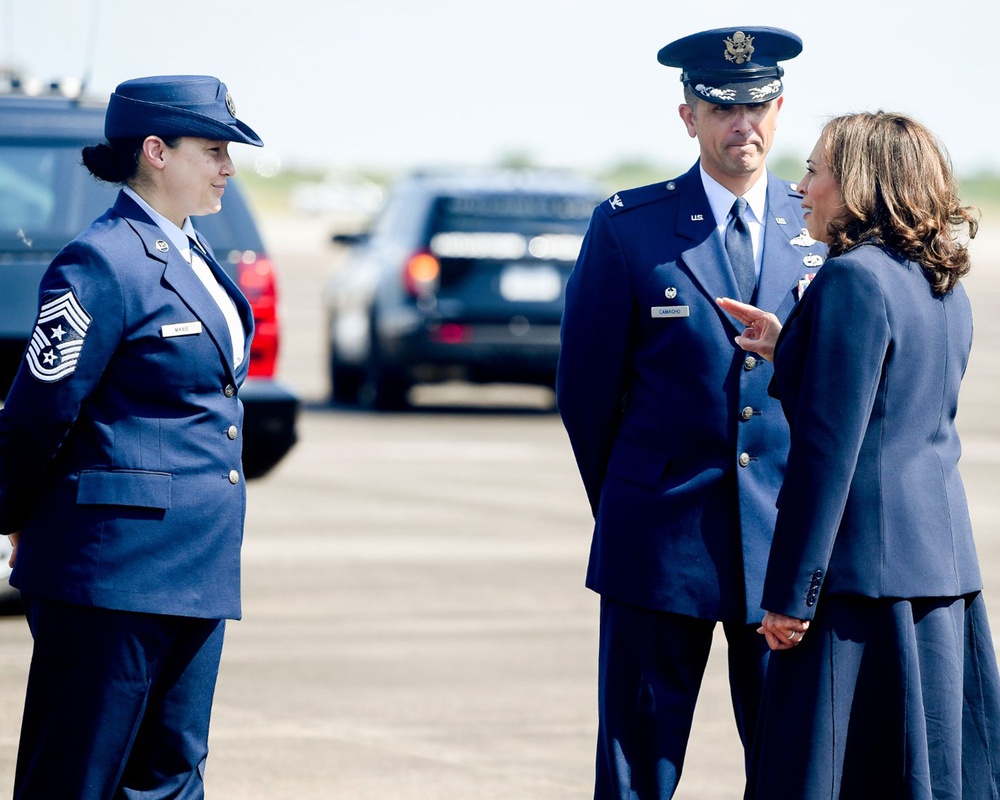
746,592,1000,800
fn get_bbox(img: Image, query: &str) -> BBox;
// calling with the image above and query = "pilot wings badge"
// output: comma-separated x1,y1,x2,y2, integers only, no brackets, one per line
26,290,92,383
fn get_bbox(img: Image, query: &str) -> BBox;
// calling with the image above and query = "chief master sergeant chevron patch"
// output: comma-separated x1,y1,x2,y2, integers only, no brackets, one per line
26,289,92,382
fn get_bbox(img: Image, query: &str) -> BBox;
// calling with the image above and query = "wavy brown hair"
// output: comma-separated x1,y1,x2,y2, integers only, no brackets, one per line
821,111,977,294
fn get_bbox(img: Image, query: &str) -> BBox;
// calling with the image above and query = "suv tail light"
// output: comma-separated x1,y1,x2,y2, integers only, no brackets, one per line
402,251,440,297
236,251,279,378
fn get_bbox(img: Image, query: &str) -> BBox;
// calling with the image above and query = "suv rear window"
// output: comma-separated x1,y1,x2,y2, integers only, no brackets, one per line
0,140,263,260
0,143,115,251
433,194,595,233
427,194,594,263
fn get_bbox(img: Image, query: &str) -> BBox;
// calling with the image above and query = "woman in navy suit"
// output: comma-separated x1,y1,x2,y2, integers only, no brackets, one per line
4,76,261,799
719,111,1000,798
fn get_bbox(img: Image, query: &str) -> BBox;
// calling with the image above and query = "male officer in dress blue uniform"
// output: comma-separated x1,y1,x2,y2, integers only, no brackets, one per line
3,76,260,799
556,27,826,799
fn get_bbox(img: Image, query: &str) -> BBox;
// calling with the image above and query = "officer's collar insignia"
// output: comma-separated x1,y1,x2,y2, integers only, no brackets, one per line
155,239,170,252
803,254,824,267
225,91,237,118
609,194,624,209
724,31,755,64
26,290,92,383
790,229,816,247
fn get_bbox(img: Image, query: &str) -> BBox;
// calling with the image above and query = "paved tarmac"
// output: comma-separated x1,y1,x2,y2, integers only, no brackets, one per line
2,213,1000,799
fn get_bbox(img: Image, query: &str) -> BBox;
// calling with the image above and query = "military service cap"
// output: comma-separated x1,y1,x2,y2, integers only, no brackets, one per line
657,26,802,105
105,75,263,147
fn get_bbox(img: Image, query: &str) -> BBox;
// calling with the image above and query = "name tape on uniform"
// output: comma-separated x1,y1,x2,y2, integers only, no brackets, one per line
161,321,203,338
650,306,690,319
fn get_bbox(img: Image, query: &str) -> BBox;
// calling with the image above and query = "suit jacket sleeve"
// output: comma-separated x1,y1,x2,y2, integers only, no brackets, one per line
761,258,891,619
556,206,633,515
0,240,124,532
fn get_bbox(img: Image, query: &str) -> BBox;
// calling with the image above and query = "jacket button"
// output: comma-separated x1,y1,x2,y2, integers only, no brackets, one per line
740,406,754,421
738,452,751,468
227,425,238,440
743,356,757,371
224,384,236,397
228,470,240,485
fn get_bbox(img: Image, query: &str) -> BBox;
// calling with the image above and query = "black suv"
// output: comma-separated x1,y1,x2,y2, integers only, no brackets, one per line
324,170,603,408
0,88,299,479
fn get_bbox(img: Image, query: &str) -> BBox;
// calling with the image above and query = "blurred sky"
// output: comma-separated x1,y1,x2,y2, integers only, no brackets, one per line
2,0,998,179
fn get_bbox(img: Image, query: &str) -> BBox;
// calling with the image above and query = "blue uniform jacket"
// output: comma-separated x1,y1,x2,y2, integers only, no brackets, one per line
557,164,826,623
3,191,253,620
762,244,982,620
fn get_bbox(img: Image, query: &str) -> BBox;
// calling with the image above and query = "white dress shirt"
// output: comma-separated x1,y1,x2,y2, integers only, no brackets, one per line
699,165,768,278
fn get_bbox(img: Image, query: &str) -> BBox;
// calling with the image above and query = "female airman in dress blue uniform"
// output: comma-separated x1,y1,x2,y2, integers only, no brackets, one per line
4,75,262,799
719,111,1000,799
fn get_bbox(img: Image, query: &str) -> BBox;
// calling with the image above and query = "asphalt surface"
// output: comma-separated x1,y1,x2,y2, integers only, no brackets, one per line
2,213,1000,799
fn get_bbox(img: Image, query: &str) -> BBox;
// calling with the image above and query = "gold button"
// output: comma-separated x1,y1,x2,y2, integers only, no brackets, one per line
743,356,757,371
740,406,754,421
738,453,751,468
228,470,240,485
224,384,236,397
227,425,238,440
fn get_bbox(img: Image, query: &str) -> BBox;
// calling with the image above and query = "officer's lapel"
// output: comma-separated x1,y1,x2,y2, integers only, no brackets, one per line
118,214,238,383
675,171,742,314
190,230,255,380
757,174,812,322
160,246,239,381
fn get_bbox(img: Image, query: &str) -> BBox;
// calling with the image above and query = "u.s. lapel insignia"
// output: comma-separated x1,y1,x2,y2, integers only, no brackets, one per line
609,194,623,210
690,214,704,221
803,254,824,268
155,239,170,252
775,217,787,225
790,229,816,247
665,287,677,299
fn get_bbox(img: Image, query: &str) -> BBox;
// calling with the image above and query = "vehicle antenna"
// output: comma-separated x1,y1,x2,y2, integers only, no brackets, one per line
79,0,102,96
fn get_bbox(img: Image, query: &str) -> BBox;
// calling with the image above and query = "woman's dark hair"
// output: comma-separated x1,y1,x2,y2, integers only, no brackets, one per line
820,111,977,294
81,136,181,185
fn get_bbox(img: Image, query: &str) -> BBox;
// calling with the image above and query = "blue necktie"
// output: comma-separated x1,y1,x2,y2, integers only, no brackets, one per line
726,197,756,302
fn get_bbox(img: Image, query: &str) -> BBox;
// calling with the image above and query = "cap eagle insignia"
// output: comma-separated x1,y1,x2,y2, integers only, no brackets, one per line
724,31,755,64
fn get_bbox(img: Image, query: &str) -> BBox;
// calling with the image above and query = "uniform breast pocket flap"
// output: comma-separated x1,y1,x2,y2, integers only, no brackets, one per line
77,469,173,509
606,438,670,489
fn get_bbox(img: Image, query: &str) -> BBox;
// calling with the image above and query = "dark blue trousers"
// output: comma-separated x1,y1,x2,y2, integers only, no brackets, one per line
595,598,768,800
14,596,225,800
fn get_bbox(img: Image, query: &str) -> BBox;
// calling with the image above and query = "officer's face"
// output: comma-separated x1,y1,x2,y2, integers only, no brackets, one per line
158,137,236,225
798,139,843,244
679,97,782,187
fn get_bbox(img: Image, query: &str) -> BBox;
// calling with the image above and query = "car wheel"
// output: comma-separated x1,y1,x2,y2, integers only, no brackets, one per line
358,331,409,411
329,342,364,406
